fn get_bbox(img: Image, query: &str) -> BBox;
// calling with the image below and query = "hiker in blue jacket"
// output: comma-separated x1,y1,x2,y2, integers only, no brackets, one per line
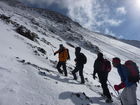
112,57,137,105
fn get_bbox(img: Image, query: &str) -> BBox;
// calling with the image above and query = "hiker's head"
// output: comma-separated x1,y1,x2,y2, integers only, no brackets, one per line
75,47,81,54
97,52,103,59
112,57,121,67
59,44,64,48
59,44,64,49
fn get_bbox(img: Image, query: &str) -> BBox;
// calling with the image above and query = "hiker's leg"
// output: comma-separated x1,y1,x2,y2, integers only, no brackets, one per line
127,84,137,105
56,62,63,74
62,62,67,76
72,66,79,80
79,65,85,84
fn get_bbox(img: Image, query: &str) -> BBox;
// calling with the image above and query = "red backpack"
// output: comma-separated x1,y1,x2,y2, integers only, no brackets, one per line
124,60,140,83
102,59,111,72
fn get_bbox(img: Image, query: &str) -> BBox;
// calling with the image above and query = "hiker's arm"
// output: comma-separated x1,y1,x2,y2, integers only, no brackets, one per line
54,50,59,55
93,61,97,79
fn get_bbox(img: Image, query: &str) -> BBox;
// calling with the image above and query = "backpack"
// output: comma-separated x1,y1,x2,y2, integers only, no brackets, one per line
80,53,87,64
124,60,140,83
102,59,111,72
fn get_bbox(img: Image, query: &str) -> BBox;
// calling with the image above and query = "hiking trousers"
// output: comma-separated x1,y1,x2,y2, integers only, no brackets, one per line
56,61,67,76
98,72,112,100
72,64,85,83
121,84,137,105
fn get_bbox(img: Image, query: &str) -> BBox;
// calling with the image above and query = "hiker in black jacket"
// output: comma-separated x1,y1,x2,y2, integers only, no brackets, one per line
93,52,112,103
72,47,87,84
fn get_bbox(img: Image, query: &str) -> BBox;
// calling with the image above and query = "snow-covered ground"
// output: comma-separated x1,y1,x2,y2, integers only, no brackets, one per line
0,0,140,105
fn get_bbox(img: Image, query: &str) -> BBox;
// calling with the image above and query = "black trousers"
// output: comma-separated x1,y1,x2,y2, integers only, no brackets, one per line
56,61,67,76
98,72,112,99
72,64,85,83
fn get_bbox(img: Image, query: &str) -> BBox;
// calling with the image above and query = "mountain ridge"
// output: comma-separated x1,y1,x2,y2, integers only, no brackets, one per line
1,0,140,49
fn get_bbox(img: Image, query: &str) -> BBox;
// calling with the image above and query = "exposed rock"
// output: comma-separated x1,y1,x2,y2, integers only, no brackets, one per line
16,25,38,41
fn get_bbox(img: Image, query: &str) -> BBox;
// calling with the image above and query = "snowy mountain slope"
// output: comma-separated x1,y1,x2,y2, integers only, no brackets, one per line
0,19,119,105
0,0,140,105
98,33,140,49
121,39,140,49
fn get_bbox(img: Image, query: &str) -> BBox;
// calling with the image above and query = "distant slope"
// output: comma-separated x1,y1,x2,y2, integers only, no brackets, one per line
121,39,140,49
100,33,140,49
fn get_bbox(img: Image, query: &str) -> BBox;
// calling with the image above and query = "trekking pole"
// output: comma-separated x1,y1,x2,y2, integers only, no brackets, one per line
117,91,123,105
49,43,54,53
107,80,123,105
107,80,118,96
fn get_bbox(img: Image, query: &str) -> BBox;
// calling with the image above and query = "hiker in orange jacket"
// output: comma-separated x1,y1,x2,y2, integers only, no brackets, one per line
54,44,70,76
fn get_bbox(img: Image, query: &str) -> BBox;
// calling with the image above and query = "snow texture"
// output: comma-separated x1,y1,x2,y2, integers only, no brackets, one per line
0,0,140,105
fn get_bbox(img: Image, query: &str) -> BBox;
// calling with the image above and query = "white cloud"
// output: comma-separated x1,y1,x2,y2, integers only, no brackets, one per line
118,35,124,39
105,28,116,36
20,0,125,33
116,7,127,15
106,19,123,26
105,28,124,39
66,0,97,29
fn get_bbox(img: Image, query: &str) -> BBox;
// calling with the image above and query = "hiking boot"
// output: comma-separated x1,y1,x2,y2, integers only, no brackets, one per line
73,77,77,80
80,81,85,84
64,74,67,76
80,80,85,84
58,70,63,74
105,98,113,103
100,93,106,98
72,72,77,80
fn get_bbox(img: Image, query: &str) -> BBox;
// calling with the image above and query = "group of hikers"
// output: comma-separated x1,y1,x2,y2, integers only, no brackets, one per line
54,44,139,105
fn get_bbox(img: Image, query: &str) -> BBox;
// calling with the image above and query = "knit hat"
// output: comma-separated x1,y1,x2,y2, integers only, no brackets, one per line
112,57,121,65
75,47,81,52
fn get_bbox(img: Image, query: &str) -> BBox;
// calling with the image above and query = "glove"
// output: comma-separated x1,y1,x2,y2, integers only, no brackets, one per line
114,85,120,91
114,82,125,91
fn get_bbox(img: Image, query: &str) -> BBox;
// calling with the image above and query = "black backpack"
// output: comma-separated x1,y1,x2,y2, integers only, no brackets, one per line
80,53,87,64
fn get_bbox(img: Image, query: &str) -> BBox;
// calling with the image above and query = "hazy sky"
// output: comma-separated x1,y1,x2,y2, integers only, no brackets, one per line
19,0,140,40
